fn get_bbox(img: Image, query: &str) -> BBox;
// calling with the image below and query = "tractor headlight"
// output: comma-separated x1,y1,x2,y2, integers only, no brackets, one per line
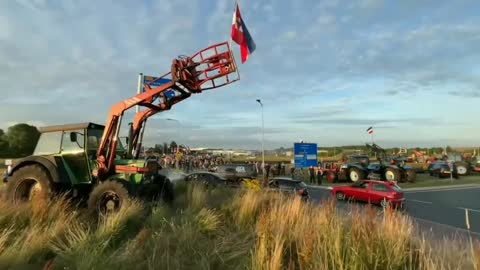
5,159,12,175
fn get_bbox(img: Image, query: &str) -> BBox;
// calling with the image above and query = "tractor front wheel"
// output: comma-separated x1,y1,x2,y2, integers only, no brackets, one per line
385,168,400,182
6,165,54,205
349,168,364,182
88,181,130,215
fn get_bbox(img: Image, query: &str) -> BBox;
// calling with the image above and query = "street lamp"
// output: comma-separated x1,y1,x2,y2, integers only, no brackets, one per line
256,99,265,182
165,118,182,144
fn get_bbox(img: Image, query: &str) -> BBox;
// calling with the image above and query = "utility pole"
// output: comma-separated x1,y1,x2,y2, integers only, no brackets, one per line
256,99,265,184
136,73,144,113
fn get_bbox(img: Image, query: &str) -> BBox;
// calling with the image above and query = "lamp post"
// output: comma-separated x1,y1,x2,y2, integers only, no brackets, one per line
256,99,265,183
165,118,181,140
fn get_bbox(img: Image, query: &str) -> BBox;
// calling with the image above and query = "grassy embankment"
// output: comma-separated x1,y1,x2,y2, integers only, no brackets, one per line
0,182,478,269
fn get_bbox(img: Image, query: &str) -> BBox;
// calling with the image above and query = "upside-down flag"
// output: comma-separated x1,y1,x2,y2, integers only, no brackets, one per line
366,126,374,134
231,2,256,63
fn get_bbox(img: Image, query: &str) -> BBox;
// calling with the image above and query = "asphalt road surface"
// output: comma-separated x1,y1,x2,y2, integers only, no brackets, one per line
309,186,480,239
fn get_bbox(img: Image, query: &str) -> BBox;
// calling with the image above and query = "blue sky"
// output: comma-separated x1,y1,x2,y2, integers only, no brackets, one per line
1,0,480,149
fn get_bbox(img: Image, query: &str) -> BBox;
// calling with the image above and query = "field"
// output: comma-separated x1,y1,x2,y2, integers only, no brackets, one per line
0,182,477,269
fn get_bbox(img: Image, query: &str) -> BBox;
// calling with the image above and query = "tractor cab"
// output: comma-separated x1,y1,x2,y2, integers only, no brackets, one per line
4,122,130,185
348,155,370,168
33,123,108,185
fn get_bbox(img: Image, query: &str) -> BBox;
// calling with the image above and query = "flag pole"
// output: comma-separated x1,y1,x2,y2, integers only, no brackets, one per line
229,0,238,51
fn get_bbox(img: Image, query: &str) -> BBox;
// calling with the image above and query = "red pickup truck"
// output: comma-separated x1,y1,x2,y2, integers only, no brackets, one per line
331,180,405,208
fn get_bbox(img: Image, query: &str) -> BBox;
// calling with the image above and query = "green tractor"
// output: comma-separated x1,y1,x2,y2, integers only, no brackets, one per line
2,42,240,213
4,123,173,213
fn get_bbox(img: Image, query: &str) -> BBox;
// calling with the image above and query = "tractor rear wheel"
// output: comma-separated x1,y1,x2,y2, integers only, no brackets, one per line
455,163,469,176
385,168,400,181
6,165,54,205
88,181,130,215
349,168,364,182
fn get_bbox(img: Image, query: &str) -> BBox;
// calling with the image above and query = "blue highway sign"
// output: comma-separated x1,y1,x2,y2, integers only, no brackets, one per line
294,143,318,168
143,75,176,99
143,75,172,87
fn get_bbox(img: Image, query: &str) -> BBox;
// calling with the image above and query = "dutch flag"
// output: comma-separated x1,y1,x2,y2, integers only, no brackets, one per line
231,2,256,64
366,126,373,134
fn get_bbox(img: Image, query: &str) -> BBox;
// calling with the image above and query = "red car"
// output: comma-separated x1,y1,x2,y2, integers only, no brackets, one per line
331,180,405,208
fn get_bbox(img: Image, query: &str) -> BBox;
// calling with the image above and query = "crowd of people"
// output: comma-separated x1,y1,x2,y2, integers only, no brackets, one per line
144,147,325,185
157,152,227,172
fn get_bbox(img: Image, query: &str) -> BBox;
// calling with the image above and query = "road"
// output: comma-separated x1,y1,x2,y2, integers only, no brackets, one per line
309,186,480,239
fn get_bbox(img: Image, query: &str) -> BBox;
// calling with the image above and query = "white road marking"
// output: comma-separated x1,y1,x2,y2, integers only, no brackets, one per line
407,199,433,204
456,207,480,213
412,216,480,237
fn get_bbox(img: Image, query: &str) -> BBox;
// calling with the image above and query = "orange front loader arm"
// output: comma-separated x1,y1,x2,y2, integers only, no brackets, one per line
95,42,239,180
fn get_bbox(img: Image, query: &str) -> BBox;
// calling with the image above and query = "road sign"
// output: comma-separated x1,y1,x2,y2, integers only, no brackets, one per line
142,75,176,99
294,143,318,168
143,75,172,87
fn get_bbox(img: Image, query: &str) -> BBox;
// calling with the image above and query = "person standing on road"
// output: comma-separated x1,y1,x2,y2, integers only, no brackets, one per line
290,166,295,178
316,167,322,185
308,166,315,184
265,163,271,179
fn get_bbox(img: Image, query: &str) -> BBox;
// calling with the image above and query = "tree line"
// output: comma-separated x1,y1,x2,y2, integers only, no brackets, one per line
153,141,179,155
0,123,40,158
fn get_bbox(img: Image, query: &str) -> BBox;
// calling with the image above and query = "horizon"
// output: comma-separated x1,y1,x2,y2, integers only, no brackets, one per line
1,1,480,149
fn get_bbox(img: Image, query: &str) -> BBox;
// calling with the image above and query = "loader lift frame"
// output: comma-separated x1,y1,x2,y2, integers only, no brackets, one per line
95,42,239,180
3,42,240,214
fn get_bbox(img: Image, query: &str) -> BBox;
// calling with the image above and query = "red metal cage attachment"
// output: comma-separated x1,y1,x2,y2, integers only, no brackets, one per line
172,42,240,92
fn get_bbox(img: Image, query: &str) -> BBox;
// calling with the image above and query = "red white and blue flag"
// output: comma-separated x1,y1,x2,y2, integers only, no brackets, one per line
231,2,256,63
366,126,374,134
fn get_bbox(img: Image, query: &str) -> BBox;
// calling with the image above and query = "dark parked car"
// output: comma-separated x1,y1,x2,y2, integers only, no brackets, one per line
428,162,459,179
184,172,227,187
268,177,310,201
213,163,257,181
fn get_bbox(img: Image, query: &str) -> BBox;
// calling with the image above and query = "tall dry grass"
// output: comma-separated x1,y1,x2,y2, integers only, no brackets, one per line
249,194,478,270
0,184,476,269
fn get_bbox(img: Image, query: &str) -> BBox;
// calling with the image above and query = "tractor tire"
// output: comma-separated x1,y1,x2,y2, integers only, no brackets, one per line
6,165,54,205
349,168,364,182
385,168,400,182
455,163,469,176
155,176,175,205
327,172,337,183
88,180,130,215
406,170,416,183
335,192,345,201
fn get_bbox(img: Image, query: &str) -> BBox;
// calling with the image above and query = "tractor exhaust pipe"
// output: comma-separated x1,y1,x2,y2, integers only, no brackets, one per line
127,122,134,158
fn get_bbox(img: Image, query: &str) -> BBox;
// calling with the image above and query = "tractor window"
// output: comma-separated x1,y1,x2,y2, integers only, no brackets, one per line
87,129,104,150
34,131,62,155
61,129,85,153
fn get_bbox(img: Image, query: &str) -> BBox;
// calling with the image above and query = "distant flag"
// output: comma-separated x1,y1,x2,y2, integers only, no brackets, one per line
366,127,374,135
231,1,256,64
